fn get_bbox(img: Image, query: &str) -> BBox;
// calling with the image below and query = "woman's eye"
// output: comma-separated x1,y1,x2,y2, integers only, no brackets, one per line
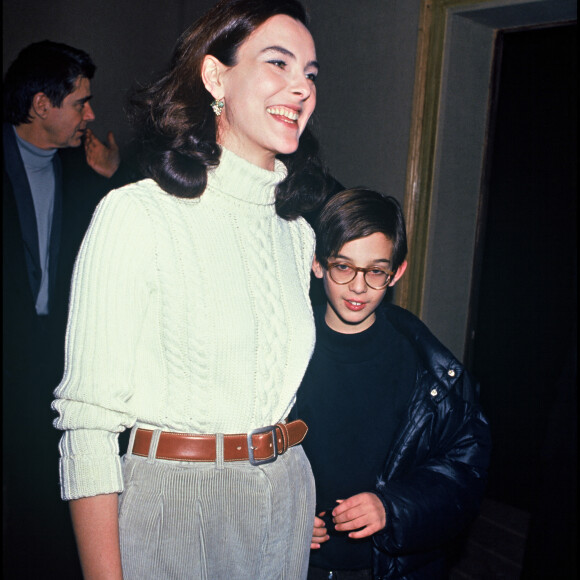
268,60,286,69
306,72,317,83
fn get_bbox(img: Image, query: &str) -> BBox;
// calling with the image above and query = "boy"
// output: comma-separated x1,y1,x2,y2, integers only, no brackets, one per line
293,188,491,579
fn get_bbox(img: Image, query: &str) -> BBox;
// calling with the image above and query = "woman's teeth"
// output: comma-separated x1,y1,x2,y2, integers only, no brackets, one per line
266,106,299,121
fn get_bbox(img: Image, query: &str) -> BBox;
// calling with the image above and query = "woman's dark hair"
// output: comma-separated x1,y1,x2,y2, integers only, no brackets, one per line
3,40,95,126
129,0,330,220
315,188,408,272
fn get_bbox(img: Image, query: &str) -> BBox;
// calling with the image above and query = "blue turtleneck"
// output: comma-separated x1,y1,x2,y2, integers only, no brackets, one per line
14,127,57,315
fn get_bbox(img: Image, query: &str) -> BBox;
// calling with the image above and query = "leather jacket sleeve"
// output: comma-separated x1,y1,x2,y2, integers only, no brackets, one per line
373,366,491,555
371,305,491,556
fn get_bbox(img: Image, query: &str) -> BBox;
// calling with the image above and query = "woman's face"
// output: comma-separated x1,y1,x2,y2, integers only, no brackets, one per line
215,14,318,170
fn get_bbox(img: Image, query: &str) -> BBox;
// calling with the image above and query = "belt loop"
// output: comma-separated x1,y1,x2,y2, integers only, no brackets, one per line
215,433,225,470
277,422,289,454
147,429,162,462
126,426,138,455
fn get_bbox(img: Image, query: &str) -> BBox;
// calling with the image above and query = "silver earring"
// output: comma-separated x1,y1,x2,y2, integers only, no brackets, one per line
211,98,224,116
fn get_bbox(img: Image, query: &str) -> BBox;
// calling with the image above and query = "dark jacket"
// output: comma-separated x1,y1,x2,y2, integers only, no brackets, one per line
371,304,491,579
2,121,137,578
3,123,137,385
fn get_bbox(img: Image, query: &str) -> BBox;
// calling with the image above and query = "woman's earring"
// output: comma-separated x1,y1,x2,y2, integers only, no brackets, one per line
211,98,225,116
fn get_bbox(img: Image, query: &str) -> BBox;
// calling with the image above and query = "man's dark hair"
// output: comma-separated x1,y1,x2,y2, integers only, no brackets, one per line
315,188,408,272
3,40,96,125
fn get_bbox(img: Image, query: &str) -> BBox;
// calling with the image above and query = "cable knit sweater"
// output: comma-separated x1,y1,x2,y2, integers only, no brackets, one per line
52,148,316,500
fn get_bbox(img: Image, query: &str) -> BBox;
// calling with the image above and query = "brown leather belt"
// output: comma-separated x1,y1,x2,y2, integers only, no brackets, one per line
132,419,308,466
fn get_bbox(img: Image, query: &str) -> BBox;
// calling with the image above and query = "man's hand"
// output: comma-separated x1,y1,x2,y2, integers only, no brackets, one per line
84,128,120,178
311,512,330,549
331,493,386,539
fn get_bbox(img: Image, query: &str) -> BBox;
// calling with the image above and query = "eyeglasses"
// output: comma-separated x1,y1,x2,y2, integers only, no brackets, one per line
326,262,394,290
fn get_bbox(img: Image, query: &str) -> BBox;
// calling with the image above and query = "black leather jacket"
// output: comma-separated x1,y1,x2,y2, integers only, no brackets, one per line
369,304,491,579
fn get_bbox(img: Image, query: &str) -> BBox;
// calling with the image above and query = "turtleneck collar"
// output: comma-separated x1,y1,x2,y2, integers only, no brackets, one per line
13,125,57,170
314,305,386,363
206,146,288,210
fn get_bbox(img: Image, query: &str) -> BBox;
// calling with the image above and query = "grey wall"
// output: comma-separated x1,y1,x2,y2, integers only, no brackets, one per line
3,0,421,203
2,0,216,149
420,0,576,358
306,0,421,200
4,1,575,361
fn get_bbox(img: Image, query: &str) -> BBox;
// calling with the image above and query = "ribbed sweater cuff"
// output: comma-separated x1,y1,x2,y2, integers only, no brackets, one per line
59,453,124,500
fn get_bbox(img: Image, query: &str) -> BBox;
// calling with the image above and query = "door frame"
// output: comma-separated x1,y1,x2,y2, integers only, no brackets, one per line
397,0,576,359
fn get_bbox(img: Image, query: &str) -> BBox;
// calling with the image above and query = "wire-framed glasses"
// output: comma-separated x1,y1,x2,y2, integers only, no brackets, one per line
326,262,394,290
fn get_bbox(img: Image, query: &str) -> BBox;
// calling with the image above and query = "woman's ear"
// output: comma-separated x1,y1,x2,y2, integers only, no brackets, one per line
201,55,226,100
312,256,325,279
389,260,408,286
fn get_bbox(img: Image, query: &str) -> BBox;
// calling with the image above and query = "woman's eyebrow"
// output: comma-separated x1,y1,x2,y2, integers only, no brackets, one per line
261,45,319,71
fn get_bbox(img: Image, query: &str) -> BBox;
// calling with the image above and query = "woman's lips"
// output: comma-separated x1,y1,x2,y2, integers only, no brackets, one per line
266,105,299,125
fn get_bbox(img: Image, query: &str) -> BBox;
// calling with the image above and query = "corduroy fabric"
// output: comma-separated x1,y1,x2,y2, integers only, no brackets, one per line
119,442,315,580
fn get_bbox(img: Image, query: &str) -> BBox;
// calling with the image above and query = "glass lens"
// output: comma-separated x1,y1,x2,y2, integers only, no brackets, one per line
329,263,355,284
328,263,391,289
365,269,389,289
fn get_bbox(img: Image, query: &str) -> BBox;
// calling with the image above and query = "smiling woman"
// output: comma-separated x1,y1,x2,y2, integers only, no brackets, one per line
203,14,319,169
51,1,332,579
128,0,329,218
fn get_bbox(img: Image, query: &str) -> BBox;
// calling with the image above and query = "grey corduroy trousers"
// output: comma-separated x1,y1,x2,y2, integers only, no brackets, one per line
118,428,315,579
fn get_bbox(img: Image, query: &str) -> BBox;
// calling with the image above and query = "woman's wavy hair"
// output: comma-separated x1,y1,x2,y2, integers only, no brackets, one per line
129,0,330,220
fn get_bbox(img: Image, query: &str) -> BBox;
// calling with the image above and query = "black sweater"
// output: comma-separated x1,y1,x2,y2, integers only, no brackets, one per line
293,305,418,570
293,303,491,579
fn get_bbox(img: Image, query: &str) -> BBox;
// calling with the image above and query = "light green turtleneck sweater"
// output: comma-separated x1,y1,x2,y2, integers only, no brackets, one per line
52,148,316,500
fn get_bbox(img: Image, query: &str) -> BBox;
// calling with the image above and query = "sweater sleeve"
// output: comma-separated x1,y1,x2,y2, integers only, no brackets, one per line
52,185,155,500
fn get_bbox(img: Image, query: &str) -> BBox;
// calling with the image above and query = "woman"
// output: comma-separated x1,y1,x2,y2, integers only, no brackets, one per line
52,1,329,578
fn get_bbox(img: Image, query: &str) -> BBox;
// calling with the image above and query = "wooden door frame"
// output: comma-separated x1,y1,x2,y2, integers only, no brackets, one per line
398,0,496,315
397,0,576,320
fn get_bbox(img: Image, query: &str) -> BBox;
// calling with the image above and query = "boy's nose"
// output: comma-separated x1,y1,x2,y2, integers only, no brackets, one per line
348,271,368,293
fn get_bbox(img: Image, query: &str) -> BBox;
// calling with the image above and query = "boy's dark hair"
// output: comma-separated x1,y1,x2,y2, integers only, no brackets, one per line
129,0,329,220
3,40,96,126
315,188,408,272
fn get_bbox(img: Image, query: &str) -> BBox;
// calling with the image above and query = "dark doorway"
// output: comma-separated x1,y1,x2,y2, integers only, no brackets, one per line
468,21,577,515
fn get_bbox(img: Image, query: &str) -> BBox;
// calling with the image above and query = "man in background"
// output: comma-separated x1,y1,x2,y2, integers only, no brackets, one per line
3,40,135,578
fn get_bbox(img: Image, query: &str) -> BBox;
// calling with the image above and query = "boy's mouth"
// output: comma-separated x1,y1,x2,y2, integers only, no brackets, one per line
344,299,366,311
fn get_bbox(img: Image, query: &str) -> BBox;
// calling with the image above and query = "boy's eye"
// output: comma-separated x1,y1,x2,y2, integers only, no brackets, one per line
334,263,352,272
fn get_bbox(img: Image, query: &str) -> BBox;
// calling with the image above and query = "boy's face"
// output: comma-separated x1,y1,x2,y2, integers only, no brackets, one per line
312,232,407,334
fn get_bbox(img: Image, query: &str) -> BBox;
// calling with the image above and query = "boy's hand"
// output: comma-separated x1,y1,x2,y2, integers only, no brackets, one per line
311,512,330,549
331,493,386,539
84,128,120,178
